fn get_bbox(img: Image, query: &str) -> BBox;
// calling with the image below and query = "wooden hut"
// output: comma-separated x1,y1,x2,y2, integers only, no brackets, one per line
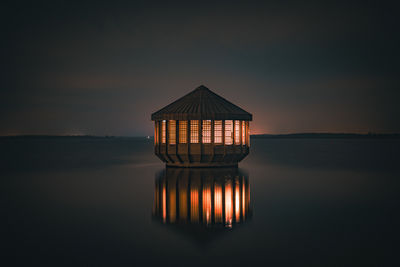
151,85,252,167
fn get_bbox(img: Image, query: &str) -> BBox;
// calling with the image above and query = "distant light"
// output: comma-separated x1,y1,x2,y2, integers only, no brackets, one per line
147,136,150,139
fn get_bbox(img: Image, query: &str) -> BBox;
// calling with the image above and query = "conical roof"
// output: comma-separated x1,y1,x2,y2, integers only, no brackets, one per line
151,85,252,121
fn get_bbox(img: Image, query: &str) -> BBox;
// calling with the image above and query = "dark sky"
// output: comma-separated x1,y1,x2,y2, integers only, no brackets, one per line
1,0,399,136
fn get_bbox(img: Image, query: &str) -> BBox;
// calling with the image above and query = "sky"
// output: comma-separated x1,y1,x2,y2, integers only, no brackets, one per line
1,0,399,136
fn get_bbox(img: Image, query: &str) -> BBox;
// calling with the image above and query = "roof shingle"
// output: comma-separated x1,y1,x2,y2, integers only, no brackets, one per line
151,85,252,121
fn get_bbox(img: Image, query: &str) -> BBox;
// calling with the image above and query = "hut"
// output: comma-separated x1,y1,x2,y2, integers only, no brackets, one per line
151,85,252,167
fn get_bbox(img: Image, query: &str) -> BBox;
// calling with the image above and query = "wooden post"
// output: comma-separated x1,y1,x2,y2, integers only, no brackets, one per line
210,120,215,163
222,120,226,160
211,120,215,144
199,120,203,162
166,120,169,146
187,120,191,163
233,120,236,144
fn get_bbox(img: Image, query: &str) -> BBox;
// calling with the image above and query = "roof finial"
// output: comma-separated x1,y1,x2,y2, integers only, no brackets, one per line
196,85,209,90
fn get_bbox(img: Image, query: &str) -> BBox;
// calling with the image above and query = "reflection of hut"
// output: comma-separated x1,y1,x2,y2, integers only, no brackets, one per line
153,168,251,228
151,85,252,167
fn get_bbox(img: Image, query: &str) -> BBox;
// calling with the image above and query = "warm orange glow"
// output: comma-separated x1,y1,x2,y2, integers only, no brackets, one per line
214,120,222,143
225,180,233,227
235,120,240,145
154,121,158,145
162,180,166,223
235,177,240,222
246,121,250,146
225,120,233,145
242,121,246,145
161,120,166,144
190,188,199,222
178,177,188,221
202,184,212,224
169,120,176,144
179,121,187,143
242,176,246,218
154,170,251,227
214,183,223,223
246,177,250,213
168,177,176,223
190,120,199,143
202,120,211,143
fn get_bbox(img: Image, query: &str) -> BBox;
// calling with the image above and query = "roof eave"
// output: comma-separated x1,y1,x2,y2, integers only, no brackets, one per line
151,113,252,121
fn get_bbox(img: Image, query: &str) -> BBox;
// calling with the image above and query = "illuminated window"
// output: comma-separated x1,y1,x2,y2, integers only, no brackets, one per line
179,121,187,143
214,120,222,144
202,120,211,143
161,120,166,144
169,120,176,145
242,121,246,145
190,120,199,143
235,120,240,145
225,120,233,145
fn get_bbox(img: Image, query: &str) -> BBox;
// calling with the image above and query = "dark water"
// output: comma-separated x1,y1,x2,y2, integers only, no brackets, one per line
1,137,399,266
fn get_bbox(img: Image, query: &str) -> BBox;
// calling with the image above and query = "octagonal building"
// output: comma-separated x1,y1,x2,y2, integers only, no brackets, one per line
151,85,252,167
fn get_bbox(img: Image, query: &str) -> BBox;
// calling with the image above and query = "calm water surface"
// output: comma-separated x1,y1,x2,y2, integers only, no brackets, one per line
1,137,399,266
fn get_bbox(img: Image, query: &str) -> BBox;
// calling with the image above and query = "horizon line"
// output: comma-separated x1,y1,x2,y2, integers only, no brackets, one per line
1,132,399,138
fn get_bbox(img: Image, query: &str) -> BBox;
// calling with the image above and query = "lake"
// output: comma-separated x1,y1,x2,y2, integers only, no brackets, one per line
1,137,399,266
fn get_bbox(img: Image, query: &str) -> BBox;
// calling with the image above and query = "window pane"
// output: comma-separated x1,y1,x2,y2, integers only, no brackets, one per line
235,120,240,144
190,120,199,143
214,120,222,144
161,120,166,144
169,120,176,144
225,120,233,145
179,121,187,143
202,120,211,143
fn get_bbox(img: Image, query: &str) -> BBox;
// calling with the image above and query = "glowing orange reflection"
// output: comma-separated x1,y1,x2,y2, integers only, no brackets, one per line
190,189,199,222
225,180,233,227
242,176,246,218
178,177,188,221
202,184,212,224
235,177,240,222
153,168,250,228
168,178,176,223
214,183,223,223
162,180,166,223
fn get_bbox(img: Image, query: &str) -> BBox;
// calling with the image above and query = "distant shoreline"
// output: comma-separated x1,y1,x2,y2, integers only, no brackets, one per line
251,133,400,139
1,133,399,139
0,135,143,139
